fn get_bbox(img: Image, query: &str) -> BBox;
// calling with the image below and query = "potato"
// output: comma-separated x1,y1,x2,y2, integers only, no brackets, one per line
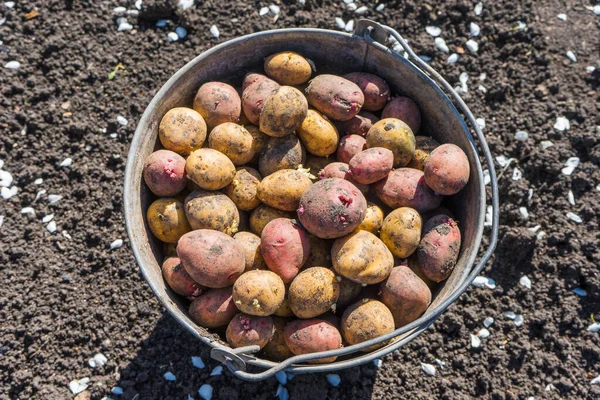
336,111,378,137
348,147,394,184
186,148,235,190
208,123,254,165
381,96,422,134
264,51,312,85
163,242,178,257
233,231,267,271
283,319,343,363
417,214,461,282
304,154,334,182
177,229,245,288
380,207,422,259
257,169,312,212
331,230,393,284
249,204,294,236
318,162,369,194
143,150,187,197
147,198,191,243
422,206,455,225
259,86,308,137
296,109,340,157
424,144,470,195
226,313,275,349
366,118,416,167
302,234,332,269
189,286,238,328
374,168,442,213
274,290,295,317
262,316,295,361
336,134,366,164
158,107,207,156
242,73,280,125
407,254,437,290
306,74,364,121
336,277,362,307
341,299,395,352
193,82,241,130
184,190,240,235
344,72,391,111
245,125,269,164
289,267,340,318
233,270,285,316
162,256,205,299
406,136,439,171
380,266,431,328
258,134,306,177
353,201,384,235
223,167,262,211
261,218,311,283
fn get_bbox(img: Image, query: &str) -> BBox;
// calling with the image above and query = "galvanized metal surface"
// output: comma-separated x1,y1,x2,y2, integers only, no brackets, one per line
123,19,499,381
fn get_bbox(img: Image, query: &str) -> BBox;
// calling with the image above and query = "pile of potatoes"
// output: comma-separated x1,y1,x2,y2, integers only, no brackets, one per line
143,51,470,363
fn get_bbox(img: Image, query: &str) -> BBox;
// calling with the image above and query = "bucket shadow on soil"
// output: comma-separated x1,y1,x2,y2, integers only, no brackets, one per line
115,313,378,400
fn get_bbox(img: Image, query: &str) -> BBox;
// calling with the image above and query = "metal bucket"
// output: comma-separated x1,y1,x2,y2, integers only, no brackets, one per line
124,19,499,381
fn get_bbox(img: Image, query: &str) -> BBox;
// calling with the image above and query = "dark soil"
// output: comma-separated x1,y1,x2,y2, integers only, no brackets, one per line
1,0,599,399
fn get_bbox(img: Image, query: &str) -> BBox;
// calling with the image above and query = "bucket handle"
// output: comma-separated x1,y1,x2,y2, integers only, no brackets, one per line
210,20,500,381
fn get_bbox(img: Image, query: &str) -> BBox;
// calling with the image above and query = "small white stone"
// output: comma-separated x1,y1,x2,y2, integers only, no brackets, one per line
259,7,269,16
42,214,54,223
477,328,490,338
176,26,187,39
34,190,47,202
191,356,205,369
473,276,496,289
540,140,554,150
566,51,577,62
561,157,579,175
504,311,516,320
483,317,494,328
537,231,546,240
373,358,383,368
163,372,176,381
566,212,582,224
34,178,43,185
474,2,483,15
470,22,481,37
210,25,220,38
59,158,73,167
116,116,128,126
515,131,528,140
435,359,446,369
48,194,63,204
586,66,596,73
592,375,600,385
466,39,479,53
110,239,123,250
376,3,385,12
275,370,287,385
69,378,90,395
88,353,108,368
335,17,345,29
347,3,358,11
210,366,223,376
587,322,600,332
433,37,449,53
512,168,522,181
495,155,511,167
470,334,481,348
135,0,143,10
21,207,35,215
0,170,14,187
557,13,567,21
426,26,441,37
593,5,600,15
355,6,368,14
518,207,529,219
572,288,587,297
4,2,13,8
0,215,4,229
269,5,280,14
528,188,534,201
0,16,5,25
478,84,487,93
484,205,493,227
519,276,532,289
62,230,72,240
447,53,459,63
528,225,541,233
567,190,575,205
114,6,127,13
198,384,213,400
4,61,20,70
1,186,17,199
476,118,486,129
344,20,354,32
118,20,133,32
177,0,194,11
546,383,556,391
554,116,570,131
483,170,491,185
514,314,524,327
47,221,57,233
421,362,436,376
326,374,341,387
156,19,169,28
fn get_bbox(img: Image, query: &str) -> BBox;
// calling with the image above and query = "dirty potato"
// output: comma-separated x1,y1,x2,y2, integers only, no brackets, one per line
193,81,241,130
380,207,422,259
264,51,313,85
366,118,416,167
283,319,343,363
407,136,440,170
353,201,384,235
336,134,367,164
344,72,391,111
184,190,240,235
143,149,187,197
223,167,262,211
226,313,275,349
381,96,422,134
242,73,280,125
259,86,308,137
380,266,431,328
147,198,191,243
417,214,461,282
336,111,379,137
423,143,470,195
233,270,285,316
186,148,236,190
306,74,364,121
257,169,312,212
158,107,207,156
233,231,267,272
261,218,312,283
374,168,442,213
258,134,306,177
341,299,395,352
289,267,340,318
208,123,255,165
296,109,340,157
162,256,205,299
189,286,238,328
249,204,294,236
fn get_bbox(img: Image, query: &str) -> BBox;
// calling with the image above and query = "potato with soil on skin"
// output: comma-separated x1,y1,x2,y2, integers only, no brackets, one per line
424,143,470,195
147,198,191,243
337,134,367,164
298,178,368,239
257,169,313,212
274,289,294,317
417,214,461,282
318,162,369,194
193,81,241,130
258,134,306,177
374,168,442,213
208,123,255,166
306,74,364,121
233,231,267,272
189,286,238,328
344,72,391,111
382,96,422,134
367,118,416,167
336,111,379,137
336,277,362,307
264,51,313,85
348,147,394,184
407,254,437,290
232,270,285,316
304,154,334,182
186,148,236,190
289,267,340,318
331,230,393,284
261,218,311,283
241,73,280,125
341,299,395,352
259,86,308,137
353,201,384,235
380,207,422,259
226,313,275,349
245,125,269,164
143,149,187,196
283,319,343,363
262,316,295,361
184,190,240,235
407,136,440,171
177,229,245,288
302,234,332,269
296,109,340,157
162,256,205,299
223,167,262,211
380,265,432,328
249,204,294,236
158,107,207,156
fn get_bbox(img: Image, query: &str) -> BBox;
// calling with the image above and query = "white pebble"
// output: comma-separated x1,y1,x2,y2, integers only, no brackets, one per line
561,157,579,175
514,314,524,327
355,6,368,14
156,19,169,28
540,140,554,150
111,387,124,395
568,190,575,205
459,72,469,84
512,168,522,181
210,366,223,376
177,0,194,10
546,383,556,391
519,276,532,289
426,26,441,37
167,31,178,42
474,2,483,15
117,20,133,32
447,53,459,63
592,375,600,385
62,230,72,240
34,178,43,185
88,353,108,368
344,20,354,32
478,84,487,93
5,1,15,8
275,385,289,400
0,215,4,229
504,311,516,320
42,214,54,223
515,131,528,140
191,356,205,369
110,239,123,250
326,374,341,387
347,3,357,11
587,322,600,332
1,186,17,199
586,66,596,73
484,205,493,227
21,207,35,215
476,118,486,129
566,212,582,224
198,384,214,400
528,225,541,233
34,189,46,202
593,5,600,15
59,158,73,167
269,5,280,14
0,16,5,25
557,13,567,21
483,170,490,185
259,7,269,16
470,334,481,348
4,61,21,70
210,25,220,38
566,51,577,62
421,362,436,376
46,221,57,233
472,276,496,289
572,288,587,297
554,116,570,131
69,378,90,394
477,328,490,338
335,17,345,29
114,6,127,14
519,207,529,219
495,155,511,167
483,317,495,328
373,358,383,368
465,39,479,53
0,170,13,187
376,4,385,12
135,0,143,10
470,22,480,37
116,116,128,126
529,187,535,199
434,37,449,53
537,231,546,240
176,26,187,39
48,194,63,204
275,370,287,385
435,359,446,369
163,372,176,381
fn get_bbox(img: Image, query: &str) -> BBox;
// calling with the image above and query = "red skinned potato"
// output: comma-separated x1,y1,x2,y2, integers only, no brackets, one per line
143,150,187,196
318,162,369,194
381,96,422,134
337,134,367,164
298,178,368,239
261,218,312,283
424,144,470,195
407,254,437,291
177,230,245,288
162,256,205,299
226,313,275,349
193,82,241,130
283,319,343,363
417,214,461,282
348,147,394,184
344,72,391,111
249,204,294,236
259,86,308,137
241,73,280,125
380,266,431,328
336,111,379,137
366,118,416,167
189,286,238,328
306,74,364,121
374,168,442,213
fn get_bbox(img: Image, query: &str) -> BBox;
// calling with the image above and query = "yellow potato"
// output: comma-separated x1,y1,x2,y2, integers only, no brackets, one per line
223,167,262,211
159,107,207,156
289,267,340,318
232,270,285,316
249,204,294,236
366,118,416,167
233,231,267,272
407,136,439,171
257,169,313,212
264,51,312,85
302,234,332,269
341,299,395,352
186,148,235,190
147,198,191,243
296,109,339,157
208,123,254,165
380,207,422,258
259,86,308,137
273,290,295,317
184,190,240,235
353,201,384,234
245,125,268,164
